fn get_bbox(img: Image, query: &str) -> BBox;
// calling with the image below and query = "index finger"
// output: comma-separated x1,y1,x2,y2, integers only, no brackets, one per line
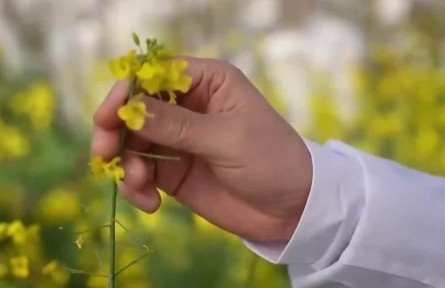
93,79,130,130
90,80,129,158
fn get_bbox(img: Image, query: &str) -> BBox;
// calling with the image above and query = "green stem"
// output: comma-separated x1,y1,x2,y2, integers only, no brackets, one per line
109,77,137,287
64,267,108,278
109,183,118,287
126,149,180,161
75,224,110,235
115,252,150,277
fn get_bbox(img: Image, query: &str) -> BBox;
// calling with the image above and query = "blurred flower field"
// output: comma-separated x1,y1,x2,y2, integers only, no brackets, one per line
1,0,445,287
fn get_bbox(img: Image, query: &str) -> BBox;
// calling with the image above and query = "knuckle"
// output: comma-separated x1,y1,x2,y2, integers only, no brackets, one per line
164,111,191,147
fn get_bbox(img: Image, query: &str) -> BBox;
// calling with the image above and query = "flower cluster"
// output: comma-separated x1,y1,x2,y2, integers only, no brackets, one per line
0,221,70,285
109,36,192,132
89,156,125,183
87,35,191,288
117,94,153,130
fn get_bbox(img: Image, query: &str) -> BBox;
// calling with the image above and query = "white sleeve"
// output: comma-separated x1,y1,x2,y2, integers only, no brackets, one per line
244,139,445,288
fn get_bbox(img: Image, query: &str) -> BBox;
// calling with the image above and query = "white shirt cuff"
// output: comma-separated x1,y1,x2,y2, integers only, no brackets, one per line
245,139,366,268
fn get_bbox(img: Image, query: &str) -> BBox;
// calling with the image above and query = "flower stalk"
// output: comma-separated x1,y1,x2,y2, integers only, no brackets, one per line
86,33,192,288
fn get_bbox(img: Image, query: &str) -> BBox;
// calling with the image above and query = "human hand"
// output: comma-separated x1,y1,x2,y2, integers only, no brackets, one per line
91,58,312,243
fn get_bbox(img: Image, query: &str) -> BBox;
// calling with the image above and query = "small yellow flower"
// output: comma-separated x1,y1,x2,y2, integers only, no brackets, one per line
42,260,70,285
10,256,29,278
118,96,153,130
109,50,140,79
89,156,125,182
6,220,27,245
166,60,192,93
38,188,80,224
74,235,84,249
42,260,58,275
137,61,166,94
89,156,106,180
104,157,125,182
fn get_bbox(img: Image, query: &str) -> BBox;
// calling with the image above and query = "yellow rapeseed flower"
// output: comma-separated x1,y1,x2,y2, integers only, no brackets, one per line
90,156,106,180
6,220,27,245
74,235,84,249
9,82,55,130
104,157,125,182
0,121,30,159
137,61,166,94
0,263,7,278
38,188,80,225
162,60,192,104
117,95,152,130
165,60,192,93
109,50,140,79
42,260,58,275
42,260,70,285
10,256,29,278
89,156,125,182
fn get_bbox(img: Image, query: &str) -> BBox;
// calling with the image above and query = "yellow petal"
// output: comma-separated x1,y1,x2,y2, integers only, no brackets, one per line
126,116,145,130
136,62,165,80
173,75,192,93
109,59,130,79
89,156,105,179
141,78,163,94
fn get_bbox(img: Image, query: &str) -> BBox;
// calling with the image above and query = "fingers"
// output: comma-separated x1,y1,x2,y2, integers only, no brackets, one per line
119,182,161,213
91,127,120,159
119,154,160,213
122,153,155,191
94,80,130,130
135,96,228,156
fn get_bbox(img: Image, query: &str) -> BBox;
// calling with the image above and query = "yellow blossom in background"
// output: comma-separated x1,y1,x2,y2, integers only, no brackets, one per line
10,256,29,278
74,235,84,249
0,121,30,159
6,220,26,244
109,50,141,79
37,188,80,225
89,156,125,182
42,260,70,285
5,221,40,246
118,95,152,130
9,82,55,130
0,263,7,278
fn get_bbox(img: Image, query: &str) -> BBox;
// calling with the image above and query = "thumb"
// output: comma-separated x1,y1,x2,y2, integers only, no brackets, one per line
136,96,227,156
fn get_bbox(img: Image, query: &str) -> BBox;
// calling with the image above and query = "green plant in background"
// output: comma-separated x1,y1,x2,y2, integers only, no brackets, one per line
309,40,445,175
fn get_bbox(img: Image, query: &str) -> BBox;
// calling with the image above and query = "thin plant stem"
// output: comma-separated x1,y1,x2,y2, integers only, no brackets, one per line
109,183,118,287
75,224,110,235
115,251,150,277
109,77,137,287
126,149,180,161
64,267,108,278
